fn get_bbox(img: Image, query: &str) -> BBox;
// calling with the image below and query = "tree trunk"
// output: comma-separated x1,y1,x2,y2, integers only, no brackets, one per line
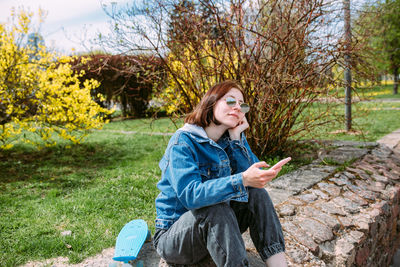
344,0,352,131
394,66,398,95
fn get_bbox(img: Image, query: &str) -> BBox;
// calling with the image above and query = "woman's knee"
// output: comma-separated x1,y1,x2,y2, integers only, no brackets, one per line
247,188,278,216
248,187,271,202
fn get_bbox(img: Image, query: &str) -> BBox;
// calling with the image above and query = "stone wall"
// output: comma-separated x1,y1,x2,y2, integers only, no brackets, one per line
262,142,400,266
134,141,400,267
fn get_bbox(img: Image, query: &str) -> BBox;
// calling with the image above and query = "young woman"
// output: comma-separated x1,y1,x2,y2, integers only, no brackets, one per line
153,80,287,267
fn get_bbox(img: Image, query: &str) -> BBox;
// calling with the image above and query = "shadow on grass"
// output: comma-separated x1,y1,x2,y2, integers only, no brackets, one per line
0,144,116,185
0,133,166,190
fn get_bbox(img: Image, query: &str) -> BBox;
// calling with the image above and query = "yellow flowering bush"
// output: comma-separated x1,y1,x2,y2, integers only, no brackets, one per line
0,8,112,149
162,40,238,114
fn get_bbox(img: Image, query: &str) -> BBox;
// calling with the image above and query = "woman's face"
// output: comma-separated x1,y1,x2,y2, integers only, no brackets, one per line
214,88,246,129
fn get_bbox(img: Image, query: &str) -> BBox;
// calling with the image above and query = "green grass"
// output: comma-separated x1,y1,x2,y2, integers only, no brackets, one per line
1,85,399,266
355,84,400,99
304,101,400,142
0,132,170,266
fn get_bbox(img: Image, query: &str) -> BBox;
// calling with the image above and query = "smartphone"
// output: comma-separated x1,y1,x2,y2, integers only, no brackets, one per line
270,157,292,170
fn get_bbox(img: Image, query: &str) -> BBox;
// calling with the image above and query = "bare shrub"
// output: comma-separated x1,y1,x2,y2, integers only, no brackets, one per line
99,0,351,156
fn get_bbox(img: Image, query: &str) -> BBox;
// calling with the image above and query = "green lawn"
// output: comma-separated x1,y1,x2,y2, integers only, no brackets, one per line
1,87,399,266
0,132,170,266
355,84,400,99
302,101,400,142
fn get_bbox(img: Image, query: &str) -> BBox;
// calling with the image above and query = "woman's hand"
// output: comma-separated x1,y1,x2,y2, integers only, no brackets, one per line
228,116,249,140
242,161,282,188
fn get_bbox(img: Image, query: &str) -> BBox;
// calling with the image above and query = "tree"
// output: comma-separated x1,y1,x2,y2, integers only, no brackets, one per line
99,0,349,156
0,7,112,149
354,0,400,94
70,53,164,118
379,0,400,94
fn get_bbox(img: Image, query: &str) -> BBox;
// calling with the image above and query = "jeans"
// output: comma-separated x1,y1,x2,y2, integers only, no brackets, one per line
153,188,285,267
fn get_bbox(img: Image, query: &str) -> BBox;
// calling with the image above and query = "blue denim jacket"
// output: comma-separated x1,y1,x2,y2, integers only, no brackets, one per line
155,123,259,230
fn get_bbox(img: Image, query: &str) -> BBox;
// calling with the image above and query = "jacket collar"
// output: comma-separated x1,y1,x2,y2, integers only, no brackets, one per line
178,123,230,148
179,123,208,141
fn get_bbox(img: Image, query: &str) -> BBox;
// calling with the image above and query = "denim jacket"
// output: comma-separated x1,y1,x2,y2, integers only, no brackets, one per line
155,123,259,230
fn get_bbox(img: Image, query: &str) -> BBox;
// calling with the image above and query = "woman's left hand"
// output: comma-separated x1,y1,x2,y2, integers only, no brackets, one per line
228,116,249,140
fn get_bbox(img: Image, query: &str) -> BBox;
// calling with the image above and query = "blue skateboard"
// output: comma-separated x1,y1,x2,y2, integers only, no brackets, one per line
110,219,151,267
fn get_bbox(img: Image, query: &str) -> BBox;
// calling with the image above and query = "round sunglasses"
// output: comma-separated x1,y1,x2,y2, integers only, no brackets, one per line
225,97,250,113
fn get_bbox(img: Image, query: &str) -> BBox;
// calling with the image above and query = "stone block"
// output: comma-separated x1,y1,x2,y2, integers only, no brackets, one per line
335,236,356,267
372,174,390,184
348,230,366,245
371,201,391,216
393,204,400,218
380,185,400,202
320,146,369,164
318,182,341,197
319,240,335,262
382,169,400,180
356,246,370,266
337,215,354,228
285,240,326,266
390,153,400,166
378,220,388,240
342,191,369,207
355,161,379,176
345,167,370,180
354,179,384,194
329,176,351,187
332,196,362,214
269,166,334,194
315,201,347,216
264,187,295,205
387,161,400,173
285,246,308,264
281,220,319,255
287,197,306,206
297,193,318,203
372,145,392,158
310,189,330,200
345,184,377,201
276,204,296,217
352,213,375,232
296,216,334,243
342,171,356,180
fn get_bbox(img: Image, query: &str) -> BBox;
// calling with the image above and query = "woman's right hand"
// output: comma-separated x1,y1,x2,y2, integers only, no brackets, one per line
242,162,281,188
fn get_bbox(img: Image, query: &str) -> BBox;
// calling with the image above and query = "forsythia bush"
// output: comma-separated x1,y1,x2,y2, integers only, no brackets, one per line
0,8,112,149
162,40,238,114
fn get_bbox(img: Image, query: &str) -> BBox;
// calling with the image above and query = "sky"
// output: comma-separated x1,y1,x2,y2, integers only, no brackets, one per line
0,0,130,54
0,0,371,55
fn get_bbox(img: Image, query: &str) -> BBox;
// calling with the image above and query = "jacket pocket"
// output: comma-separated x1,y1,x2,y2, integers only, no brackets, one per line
198,163,220,182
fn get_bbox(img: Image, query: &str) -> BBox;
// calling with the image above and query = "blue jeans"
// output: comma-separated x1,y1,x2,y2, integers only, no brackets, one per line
153,188,285,266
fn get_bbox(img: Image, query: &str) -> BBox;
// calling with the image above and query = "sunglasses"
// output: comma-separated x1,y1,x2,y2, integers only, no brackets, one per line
225,97,250,113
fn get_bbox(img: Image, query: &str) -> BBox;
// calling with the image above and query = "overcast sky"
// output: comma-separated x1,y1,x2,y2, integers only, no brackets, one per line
0,0,130,54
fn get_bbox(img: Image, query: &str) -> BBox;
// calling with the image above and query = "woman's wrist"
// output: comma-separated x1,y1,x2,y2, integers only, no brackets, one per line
241,171,248,187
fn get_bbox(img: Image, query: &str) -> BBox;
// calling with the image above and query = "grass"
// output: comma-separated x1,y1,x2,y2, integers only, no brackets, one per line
301,100,400,142
0,132,170,266
1,85,399,266
355,84,400,99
